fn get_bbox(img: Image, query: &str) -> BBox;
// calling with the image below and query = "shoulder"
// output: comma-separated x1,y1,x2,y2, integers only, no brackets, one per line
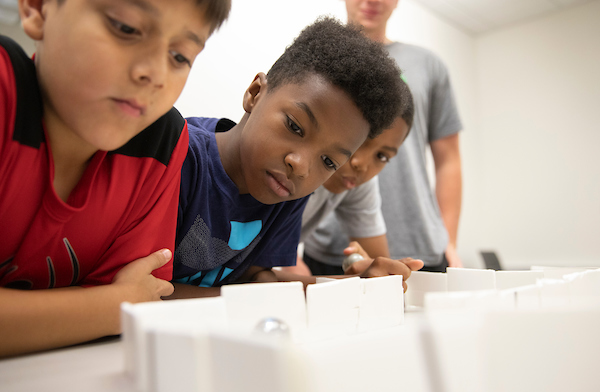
187,117,235,143
279,195,311,217
185,117,235,162
0,35,43,148
112,107,187,166
388,42,441,61
388,42,449,73
346,176,380,200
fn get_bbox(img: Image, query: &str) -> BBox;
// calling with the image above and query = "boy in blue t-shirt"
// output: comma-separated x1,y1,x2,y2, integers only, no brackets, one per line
170,17,419,298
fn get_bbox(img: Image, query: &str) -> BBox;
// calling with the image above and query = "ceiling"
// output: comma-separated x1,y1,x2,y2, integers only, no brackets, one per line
412,0,596,35
0,0,596,34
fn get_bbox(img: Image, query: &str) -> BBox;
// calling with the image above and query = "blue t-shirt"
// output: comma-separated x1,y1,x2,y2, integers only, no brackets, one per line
173,117,309,287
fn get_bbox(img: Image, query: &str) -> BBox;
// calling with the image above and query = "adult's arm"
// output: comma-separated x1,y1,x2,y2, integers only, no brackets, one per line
431,133,463,267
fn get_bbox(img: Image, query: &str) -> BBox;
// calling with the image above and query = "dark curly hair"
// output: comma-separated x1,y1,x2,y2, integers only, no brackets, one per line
266,16,404,139
399,79,414,132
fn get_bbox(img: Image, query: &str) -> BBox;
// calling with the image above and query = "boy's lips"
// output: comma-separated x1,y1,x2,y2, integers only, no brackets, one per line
342,176,357,189
361,8,380,19
267,171,294,198
113,98,146,118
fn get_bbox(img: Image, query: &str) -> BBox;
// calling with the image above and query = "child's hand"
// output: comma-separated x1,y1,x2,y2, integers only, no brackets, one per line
356,257,424,292
111,249,175,303
342,241,374,274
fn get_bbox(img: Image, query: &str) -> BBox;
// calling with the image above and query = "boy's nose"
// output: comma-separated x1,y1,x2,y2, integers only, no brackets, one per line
350,155,367,173
131,46,167,88
284,152,309,179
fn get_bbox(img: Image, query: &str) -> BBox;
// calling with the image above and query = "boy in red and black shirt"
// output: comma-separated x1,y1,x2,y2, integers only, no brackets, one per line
0,0,230,357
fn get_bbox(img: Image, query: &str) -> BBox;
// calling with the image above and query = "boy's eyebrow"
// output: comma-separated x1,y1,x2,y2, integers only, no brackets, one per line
123,0,205,48
186,32,205,48
337,146,353,159
382,146,398,154
296,102,318,128
295,101,352,158
124,0,160,16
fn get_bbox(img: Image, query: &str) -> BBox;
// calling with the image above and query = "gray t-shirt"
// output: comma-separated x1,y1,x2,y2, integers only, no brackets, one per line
303,42,462,266
300,176,386,243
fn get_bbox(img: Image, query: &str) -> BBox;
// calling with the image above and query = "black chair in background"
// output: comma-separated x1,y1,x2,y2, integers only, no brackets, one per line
480,251,503,270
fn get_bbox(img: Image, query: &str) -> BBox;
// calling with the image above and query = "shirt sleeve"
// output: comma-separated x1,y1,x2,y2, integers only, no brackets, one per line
427,56,463,142
334,176,387,238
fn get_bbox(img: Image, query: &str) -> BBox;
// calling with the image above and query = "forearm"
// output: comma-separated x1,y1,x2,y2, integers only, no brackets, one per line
351,234,390,258
435,162,462,246
165,283,221,299
432,134,462,247
0,285,127,358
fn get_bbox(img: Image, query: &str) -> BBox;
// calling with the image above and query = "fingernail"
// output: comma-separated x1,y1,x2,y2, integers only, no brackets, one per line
161,249,172,260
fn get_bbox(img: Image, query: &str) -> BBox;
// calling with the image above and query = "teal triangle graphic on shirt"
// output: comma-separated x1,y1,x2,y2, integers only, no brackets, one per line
220,267,234,282
200,267,220,287
228,220,262,250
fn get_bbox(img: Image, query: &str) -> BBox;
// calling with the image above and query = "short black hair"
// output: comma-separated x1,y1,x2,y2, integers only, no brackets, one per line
266,16,404,139
399,79,414,131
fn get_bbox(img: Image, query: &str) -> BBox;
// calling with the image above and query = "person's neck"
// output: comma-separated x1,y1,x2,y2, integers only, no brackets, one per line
44,111,97,202
362,25,393,45
214,116,247,194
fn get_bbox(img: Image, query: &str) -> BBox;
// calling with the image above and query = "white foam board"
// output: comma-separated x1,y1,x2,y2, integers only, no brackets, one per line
358,275,404,332
495,270,544,290
306,277,360,340
221,281,307,342
121,297,227,391
209,331,308,392
424,289,500,311
511,284,541,310
405,271,448,307
530,266,598,280
482,309,600,392
152,327,213,392
537,278,570,309
564,269,600,307
446,267,496,292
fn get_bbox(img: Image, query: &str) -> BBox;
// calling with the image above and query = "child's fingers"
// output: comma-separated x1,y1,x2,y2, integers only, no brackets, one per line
157,280,175,298
144,249,173,273
343,243,360,255
401,258,424,271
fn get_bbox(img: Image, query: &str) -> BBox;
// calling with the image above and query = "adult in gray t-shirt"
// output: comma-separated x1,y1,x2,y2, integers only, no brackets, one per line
303,0,464,270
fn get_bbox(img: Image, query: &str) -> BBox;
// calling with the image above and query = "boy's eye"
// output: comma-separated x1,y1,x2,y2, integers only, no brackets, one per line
286,116,304,137
109,18,140,36
321,155,337,171
170,51,191,67
377,153,390,163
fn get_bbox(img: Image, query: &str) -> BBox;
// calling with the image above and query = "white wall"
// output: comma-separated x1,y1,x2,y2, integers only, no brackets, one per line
174,0,348,120
475,0,600,269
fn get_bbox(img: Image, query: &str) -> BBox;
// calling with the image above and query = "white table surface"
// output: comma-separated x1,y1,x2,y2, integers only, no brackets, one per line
0,337,135,392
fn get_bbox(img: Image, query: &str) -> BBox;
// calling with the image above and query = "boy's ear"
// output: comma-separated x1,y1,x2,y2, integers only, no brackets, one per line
242,72,267,114
19,0,46,41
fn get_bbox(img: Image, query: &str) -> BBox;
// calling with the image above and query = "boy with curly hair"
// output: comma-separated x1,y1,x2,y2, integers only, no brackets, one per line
170,17,419,298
